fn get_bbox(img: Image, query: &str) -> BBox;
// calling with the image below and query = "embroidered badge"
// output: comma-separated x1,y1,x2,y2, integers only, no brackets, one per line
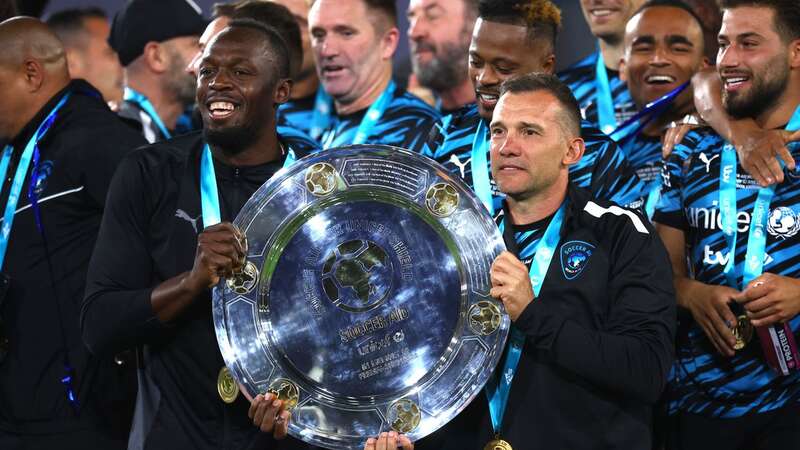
560,240,595,280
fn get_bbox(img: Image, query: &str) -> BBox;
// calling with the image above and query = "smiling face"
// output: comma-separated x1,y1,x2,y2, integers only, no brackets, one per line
197,26,290,153
469,18,554,121
580,0,646,43
621,6,707,112
490,90,576,200
717,6,792,120
309,0,395,105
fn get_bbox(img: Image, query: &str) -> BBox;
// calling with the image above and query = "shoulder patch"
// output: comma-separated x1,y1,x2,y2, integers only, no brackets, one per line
583,201,649,234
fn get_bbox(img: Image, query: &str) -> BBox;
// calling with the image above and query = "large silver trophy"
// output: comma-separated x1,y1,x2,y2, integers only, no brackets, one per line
213,145,508,449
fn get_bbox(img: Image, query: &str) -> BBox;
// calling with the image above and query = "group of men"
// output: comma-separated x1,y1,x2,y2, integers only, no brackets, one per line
0,0,798,449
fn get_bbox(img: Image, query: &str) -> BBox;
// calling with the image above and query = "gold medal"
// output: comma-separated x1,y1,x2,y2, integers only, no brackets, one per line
217,366,239,403
484,437,513,450
733,314,754,350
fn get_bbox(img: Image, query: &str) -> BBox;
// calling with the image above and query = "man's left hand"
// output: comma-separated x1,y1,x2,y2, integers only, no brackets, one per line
490,251,534,321
248,393,290,439
732,273,800,327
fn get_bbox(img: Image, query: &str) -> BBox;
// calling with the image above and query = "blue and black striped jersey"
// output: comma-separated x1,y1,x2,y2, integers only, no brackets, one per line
654,127,800,418
320,88,440,152
619,133,663,185
422,103,646,211
277,123,320,158
277,94,317,139
558,52,637,131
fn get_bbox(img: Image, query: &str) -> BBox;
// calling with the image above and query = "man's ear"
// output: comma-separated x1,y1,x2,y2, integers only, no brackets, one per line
22,58,45,93
273,78,293,106
789,38,800,69
64,48,83,79
542,53,556,75
619,57,627,83
380,27,399,61
143,41,168,74
563,136,585,166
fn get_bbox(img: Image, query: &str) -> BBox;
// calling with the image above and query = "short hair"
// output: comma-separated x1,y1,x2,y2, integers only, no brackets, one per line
0,0,18,22
499,73,581,138
211,2,236,20
719,0,800,43
231,1,302,78
310,0,396,32
46,7,107,48
632,0,707,53
478,0,561,51
226,19,291,79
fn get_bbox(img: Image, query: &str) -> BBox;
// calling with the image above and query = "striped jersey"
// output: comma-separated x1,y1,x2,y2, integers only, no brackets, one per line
278,94,317,140
320,88,439,152
558,52,637,132
619,133,663,185
422,103,646,211
654,127,800,418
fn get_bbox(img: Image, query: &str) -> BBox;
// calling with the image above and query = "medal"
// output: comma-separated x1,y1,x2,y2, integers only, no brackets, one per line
484,436,513,450
217,366,239,403
733,314,753,350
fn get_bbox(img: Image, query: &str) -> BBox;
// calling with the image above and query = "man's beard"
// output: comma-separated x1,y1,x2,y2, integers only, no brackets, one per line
164,51,197,108
413,32,470,92
203,122,261,156
723,55,789,120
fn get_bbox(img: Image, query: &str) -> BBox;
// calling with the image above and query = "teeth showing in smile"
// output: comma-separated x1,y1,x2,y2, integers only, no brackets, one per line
591,9,613,17
725,76,748,87
479,93,498,102
646,75,676,84
209,101,235,118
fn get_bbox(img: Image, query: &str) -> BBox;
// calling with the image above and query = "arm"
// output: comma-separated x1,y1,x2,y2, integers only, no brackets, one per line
81,155,245,356
691,68,798,186
656,224,738,356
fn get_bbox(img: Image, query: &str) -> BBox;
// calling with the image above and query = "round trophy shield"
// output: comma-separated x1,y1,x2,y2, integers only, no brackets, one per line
213,145,508,449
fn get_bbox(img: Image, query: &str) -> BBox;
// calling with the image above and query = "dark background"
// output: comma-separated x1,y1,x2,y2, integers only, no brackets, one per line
18,0,594,73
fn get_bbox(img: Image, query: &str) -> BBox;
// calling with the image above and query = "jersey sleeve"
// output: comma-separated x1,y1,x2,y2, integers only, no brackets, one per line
584,126,647,207
80,150,167,356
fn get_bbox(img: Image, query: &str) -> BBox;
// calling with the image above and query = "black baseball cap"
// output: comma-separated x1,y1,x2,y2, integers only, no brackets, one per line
110,0,207,66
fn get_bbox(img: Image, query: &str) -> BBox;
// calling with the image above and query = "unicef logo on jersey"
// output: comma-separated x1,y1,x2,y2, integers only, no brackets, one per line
33,160,54,195
559,240,595,280
768,207,800,239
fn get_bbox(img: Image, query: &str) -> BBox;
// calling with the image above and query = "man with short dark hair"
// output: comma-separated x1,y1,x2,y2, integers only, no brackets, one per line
655,1,800,448
559,0,645,134
407,0,477,114
616,0,709,217
424,0,646,216
308,0,440,151
109,0,205,143
82,21,319,450
0,17,146,450
414,72,675,450
47,7,124,106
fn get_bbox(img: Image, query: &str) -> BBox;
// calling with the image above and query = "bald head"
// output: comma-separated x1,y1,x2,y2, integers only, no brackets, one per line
0,17,71,141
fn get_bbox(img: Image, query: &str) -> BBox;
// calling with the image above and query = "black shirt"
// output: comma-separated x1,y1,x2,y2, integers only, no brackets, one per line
82,131,317,450
418,185,676,450
0,80,146,441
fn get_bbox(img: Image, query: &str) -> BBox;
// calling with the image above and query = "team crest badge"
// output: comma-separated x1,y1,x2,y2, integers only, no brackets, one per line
560,240,595,280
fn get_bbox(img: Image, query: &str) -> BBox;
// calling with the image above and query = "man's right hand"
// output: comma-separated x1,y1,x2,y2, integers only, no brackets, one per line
364,432,413,450
683,283,740,357
732,126,800,187
185,222,246,292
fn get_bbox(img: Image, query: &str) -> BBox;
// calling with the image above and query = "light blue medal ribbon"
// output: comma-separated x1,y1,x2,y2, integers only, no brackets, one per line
595,51,617,135
485,201,567,438
719,105,800,288
322,80,396,149
124,87,172,139
471,119,494,214
0,93,71,270
309,88,333,141
200,142,297,228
